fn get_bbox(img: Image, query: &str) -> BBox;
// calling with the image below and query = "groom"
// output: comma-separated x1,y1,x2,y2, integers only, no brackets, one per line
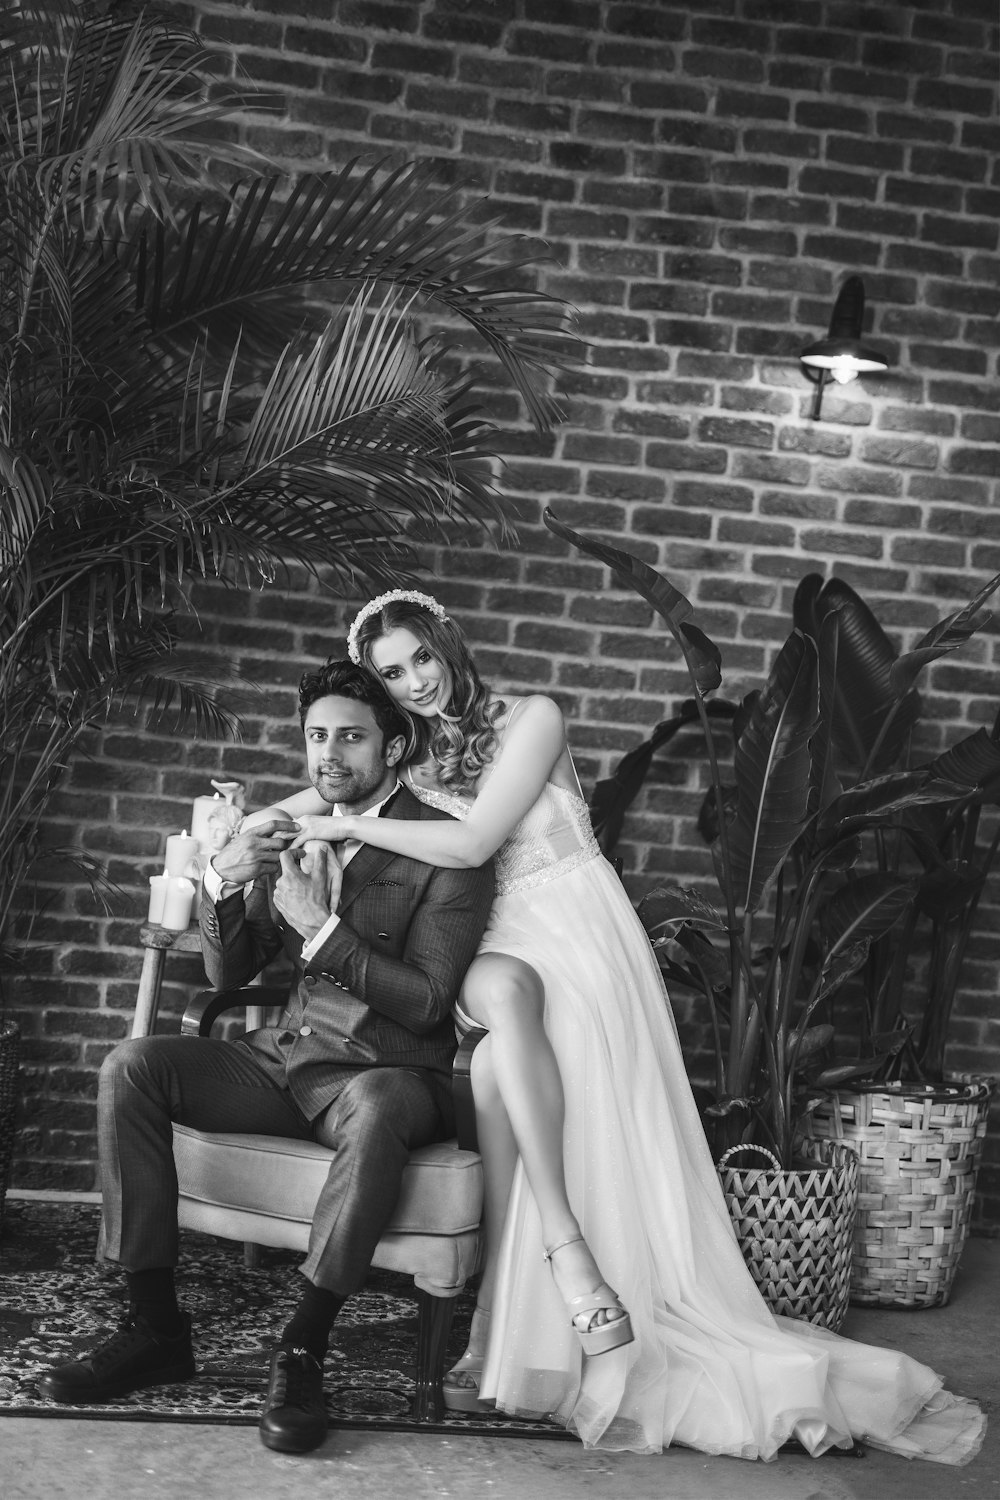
39,658,494,1454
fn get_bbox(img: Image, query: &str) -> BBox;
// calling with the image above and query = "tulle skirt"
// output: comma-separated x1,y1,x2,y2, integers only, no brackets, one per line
460,851,985,1463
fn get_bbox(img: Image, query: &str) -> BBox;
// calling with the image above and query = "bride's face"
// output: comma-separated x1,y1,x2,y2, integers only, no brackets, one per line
369,625,450,720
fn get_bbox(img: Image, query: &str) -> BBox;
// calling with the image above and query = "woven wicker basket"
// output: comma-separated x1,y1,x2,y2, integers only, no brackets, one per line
0,1021,20,1232
717,1139,859,1332
798,1077,994,1309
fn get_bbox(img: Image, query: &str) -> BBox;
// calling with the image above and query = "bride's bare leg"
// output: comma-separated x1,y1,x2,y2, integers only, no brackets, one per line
444,1039,516,1395
470,1037,518,1313
459,953,625,1332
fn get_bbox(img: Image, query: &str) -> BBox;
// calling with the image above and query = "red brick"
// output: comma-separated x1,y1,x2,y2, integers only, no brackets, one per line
775,25,858,61
606,5,685,41
585,471,667,503
948,448,1000,477
750,194,831,227
508,25,591,63
915,79,996,116
371,39,454,75
767,60,824,92
716,91,793,124
829,66,910,102
746,133,819,170
424,12,506,46
285,26,368,61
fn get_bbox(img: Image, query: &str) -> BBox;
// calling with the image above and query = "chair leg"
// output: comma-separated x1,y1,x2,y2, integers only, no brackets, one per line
243,1242,263,1268
412,1286,459,1422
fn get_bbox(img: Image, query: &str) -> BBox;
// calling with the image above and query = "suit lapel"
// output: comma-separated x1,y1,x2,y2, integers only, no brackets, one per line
337,782,420,914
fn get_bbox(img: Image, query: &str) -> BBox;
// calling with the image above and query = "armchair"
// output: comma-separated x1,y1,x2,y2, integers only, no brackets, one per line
173,986,485,1421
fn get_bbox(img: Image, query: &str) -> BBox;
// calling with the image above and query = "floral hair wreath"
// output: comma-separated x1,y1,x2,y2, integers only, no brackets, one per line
346,589,449,665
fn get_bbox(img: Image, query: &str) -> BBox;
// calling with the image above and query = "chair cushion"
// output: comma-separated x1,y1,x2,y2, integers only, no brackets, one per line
172,1127,483,1236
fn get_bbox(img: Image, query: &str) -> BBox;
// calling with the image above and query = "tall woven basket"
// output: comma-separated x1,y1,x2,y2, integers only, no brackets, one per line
717,1139,859,1332
799,1077,994,1309
0,1020,20,1233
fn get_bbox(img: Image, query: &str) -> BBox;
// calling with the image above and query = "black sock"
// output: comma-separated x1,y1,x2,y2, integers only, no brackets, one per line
280,1280,345,1363
125,1267,184,1337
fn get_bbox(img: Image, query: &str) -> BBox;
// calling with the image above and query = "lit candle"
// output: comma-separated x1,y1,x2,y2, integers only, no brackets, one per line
165,830,199,878
161,876,196,931
147,872,170,924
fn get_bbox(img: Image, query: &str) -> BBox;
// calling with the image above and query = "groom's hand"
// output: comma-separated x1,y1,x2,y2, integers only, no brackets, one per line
272,844,341,942
209,819,297,886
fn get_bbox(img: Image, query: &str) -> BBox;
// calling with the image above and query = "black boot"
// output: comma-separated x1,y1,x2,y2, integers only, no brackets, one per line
39,1311,195,1403
259,1343,327,1453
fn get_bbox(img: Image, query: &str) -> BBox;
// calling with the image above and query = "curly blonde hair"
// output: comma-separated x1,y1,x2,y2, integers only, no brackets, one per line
353,598,505,789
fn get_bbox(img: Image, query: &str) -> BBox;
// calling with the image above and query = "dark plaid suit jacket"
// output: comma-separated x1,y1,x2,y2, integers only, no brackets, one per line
199,783,494,1122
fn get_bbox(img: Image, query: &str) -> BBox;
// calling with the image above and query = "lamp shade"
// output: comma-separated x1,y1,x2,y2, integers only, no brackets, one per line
800,276,888,385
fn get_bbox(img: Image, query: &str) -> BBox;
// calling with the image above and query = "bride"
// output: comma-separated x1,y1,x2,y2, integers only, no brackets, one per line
255,588,985,1464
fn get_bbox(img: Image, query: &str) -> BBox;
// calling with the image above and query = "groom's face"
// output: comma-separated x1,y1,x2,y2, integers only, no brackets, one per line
303,694,404,814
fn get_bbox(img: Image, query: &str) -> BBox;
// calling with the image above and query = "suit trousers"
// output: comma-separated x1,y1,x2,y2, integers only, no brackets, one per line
98,1034,447,1297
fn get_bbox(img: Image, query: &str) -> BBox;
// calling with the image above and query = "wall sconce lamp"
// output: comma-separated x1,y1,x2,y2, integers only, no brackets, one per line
799,275,888,420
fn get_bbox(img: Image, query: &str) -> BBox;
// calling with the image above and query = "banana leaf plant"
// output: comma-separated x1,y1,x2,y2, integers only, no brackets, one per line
0,2,579,974
793,575,1000,1083
544,508,1000,1165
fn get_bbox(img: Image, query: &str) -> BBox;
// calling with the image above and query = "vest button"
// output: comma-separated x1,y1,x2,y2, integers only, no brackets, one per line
299,1025,313,1037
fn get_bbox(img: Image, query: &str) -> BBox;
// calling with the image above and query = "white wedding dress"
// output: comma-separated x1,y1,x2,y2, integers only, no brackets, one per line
407,767,985,1463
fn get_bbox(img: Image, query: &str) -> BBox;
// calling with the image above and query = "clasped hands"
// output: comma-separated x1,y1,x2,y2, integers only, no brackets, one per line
210,818,344,943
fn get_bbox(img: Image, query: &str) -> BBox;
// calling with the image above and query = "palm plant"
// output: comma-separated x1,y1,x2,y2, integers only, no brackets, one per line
545,508,1000,1165
0,1,579,971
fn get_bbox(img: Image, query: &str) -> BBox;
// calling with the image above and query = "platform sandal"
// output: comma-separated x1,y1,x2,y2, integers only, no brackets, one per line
543,1235,635,1356
442,1306,492,1413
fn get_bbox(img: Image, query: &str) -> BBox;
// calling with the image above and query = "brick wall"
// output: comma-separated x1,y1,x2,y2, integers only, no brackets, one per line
11,0,1000,1224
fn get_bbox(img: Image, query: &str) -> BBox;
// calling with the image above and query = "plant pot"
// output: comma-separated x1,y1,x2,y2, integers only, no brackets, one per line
717,1139,859,1332
798,1077,994,1309
0,1020,20,1231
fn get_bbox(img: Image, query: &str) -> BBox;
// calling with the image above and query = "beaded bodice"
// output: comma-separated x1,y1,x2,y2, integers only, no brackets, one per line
405,775,601,896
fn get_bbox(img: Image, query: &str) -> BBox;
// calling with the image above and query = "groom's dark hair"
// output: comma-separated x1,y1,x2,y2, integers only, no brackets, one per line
298,657,408,749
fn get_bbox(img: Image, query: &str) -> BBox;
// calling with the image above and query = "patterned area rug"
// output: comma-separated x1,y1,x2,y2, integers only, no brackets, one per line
0,1199,571,1438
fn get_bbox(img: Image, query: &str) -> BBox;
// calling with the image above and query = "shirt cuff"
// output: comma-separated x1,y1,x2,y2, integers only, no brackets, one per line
301,910,341,963
204,858,252,904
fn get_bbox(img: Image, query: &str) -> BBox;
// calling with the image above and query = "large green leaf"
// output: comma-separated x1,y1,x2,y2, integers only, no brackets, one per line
915,862,987,921
723,630,818,913
638,884,727,940
889,572,1000,698
543,509,722,693
820,873,916,952
589,698,737,853
916,726,1000,805
794,573,920,775
816,767,969,842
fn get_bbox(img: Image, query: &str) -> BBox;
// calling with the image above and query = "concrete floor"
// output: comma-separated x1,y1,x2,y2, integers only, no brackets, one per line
3,1239,998,1500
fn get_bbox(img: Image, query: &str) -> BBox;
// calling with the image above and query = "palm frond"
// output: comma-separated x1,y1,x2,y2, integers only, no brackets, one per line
126,160,580,430
7,11,268,229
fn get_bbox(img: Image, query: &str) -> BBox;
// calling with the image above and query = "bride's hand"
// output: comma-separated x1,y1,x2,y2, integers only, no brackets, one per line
289,815,352,848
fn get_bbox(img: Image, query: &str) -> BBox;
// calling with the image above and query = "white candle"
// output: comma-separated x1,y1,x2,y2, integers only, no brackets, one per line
165,831,199,878
147,873,170,924
161,876,195,931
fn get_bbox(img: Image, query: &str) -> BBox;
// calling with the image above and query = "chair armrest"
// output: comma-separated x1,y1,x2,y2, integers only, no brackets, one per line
452,1026,487,1152
181,987,290,1037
